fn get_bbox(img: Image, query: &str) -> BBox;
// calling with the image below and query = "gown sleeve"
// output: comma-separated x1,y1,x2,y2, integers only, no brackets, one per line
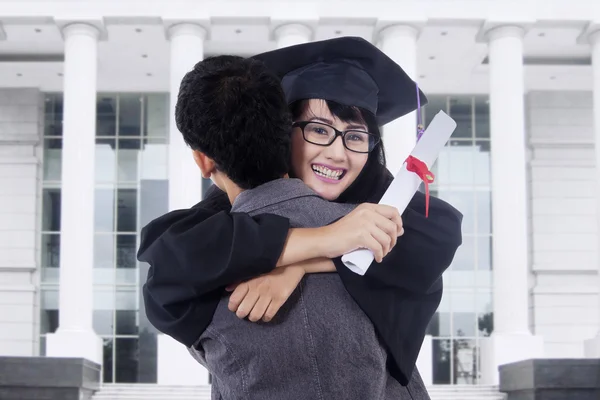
137,188,291,347
368,190,462,294
334,191,462,385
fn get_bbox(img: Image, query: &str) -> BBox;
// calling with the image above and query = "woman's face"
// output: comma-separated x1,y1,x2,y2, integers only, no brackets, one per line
291,99,369,201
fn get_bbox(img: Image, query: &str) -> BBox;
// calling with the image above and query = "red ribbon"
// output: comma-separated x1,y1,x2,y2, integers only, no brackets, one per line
405,155,435,217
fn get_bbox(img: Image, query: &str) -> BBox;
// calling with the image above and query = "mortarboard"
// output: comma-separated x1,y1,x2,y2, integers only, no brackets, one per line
252,36,427,126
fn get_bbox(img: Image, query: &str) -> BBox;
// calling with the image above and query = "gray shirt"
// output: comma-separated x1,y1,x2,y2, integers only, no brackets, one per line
190,179,415,400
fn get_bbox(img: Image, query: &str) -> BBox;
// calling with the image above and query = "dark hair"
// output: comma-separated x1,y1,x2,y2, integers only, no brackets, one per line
175,55,292,190
289,99,393,204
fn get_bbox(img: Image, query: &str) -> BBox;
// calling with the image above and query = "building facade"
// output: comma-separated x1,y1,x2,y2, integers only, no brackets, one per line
0,0,598,388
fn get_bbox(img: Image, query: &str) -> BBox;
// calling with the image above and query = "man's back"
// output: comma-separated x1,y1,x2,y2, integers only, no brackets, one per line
191,179,413,399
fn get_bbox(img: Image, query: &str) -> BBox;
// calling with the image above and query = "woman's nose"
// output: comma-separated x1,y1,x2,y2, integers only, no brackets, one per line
323,136,347,161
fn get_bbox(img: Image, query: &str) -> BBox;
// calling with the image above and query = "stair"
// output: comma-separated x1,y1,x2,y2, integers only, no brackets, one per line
428,385,506,400
92,383,505,400
91,384,212,400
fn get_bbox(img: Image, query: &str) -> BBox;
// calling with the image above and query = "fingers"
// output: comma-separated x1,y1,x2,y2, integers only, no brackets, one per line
360,232,384,263
263,300,284,322
371,226,393,257
370,212,398,248
248,296,272,322
358,204,403,238
228,283,248,312
235,289,260,319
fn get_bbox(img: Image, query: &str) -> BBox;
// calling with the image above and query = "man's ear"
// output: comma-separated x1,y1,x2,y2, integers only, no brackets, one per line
192,150,216,179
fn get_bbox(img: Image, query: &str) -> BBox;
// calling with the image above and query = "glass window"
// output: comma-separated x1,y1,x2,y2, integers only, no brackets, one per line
451,236,475,271
93,310,114,335
41,234,60,269
40,289,58,334
140,139,168,180
96,138,116,182
432,339,452,384
40,310,58,334
115,338,139,383
143,94,169,139
43,139,62,181
117,139,141,182
42,189,61,232
452,291,476,337
103,339,114,383
477,235,492,271
473,141,491,186
474,96,490,139
116,310,138,335
95,188,115,232
97,96,117,137
424,96,447,128
475,236,493,287
44,94,63,137
435,143,477,186
448,97,473,139
94,234,115,269
476,190,491,234
116,234,136,268
437,190,475,234
477,291,493,337
453,338,478,384
118,95,142,137
117,189,137,232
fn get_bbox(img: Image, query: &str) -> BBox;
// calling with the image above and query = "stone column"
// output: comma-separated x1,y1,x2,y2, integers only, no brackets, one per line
155,22,210,385
166,23,206,211
584,29,600,358
274,23,311,49
45,23,102,364
480,25,544,384
378,25,419,175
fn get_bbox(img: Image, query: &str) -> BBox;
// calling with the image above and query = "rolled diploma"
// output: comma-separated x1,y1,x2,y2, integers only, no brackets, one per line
341,110,457,275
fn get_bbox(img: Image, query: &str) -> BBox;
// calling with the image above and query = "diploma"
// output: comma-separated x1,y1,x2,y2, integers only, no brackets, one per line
341,110,457,275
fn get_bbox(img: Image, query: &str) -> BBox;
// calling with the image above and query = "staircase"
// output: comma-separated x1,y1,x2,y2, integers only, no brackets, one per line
428,385,506,400
92,384,505,400
91,384,211,400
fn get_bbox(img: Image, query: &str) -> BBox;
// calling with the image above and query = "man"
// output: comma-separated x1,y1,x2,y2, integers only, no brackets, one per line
139,55,423,399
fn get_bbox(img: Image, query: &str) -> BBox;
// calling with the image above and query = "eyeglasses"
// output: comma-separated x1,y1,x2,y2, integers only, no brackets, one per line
292,121,380,154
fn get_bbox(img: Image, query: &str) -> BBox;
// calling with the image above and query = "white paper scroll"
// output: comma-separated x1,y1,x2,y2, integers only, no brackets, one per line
341,110,458,275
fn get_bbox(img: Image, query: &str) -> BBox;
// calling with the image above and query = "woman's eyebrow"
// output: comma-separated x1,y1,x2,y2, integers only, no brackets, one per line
308,117,367,131
308,116,334,124
346,124,368,131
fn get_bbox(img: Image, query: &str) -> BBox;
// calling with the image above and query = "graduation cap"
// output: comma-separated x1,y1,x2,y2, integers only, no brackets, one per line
251,36,427,126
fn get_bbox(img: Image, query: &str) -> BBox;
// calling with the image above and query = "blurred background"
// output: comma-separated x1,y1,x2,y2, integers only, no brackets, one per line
0,0,598,399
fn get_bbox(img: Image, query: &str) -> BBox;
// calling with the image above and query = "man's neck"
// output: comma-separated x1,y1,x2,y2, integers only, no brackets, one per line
224,174,289,205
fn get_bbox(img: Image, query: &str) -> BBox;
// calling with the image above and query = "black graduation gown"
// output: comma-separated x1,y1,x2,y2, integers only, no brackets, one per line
138,184,462,386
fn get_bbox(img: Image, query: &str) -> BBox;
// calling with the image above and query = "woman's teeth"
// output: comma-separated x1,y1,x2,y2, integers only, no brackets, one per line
312,165,343,180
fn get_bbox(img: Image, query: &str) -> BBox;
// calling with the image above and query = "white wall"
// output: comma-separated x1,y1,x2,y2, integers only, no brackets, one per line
0,89,43,357
528,91,598,358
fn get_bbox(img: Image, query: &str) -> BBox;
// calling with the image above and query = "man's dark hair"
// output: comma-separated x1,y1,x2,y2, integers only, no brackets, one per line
176,55,292,189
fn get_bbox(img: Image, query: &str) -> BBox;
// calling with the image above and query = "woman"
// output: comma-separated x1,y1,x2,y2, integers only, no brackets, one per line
138,37,462,399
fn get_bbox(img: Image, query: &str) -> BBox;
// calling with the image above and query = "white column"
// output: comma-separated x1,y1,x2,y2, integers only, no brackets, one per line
159,22,210,385
167,23,206,211
480,25,543,384
46,23,102,364
274,23,311,49
378,25,419,176
584,29,600,358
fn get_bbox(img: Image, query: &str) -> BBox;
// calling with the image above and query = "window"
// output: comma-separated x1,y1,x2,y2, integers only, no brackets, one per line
40,93,169,383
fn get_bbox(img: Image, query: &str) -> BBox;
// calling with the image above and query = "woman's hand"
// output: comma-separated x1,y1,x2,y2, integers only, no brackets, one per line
319,203,403,262
227,266,306,322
